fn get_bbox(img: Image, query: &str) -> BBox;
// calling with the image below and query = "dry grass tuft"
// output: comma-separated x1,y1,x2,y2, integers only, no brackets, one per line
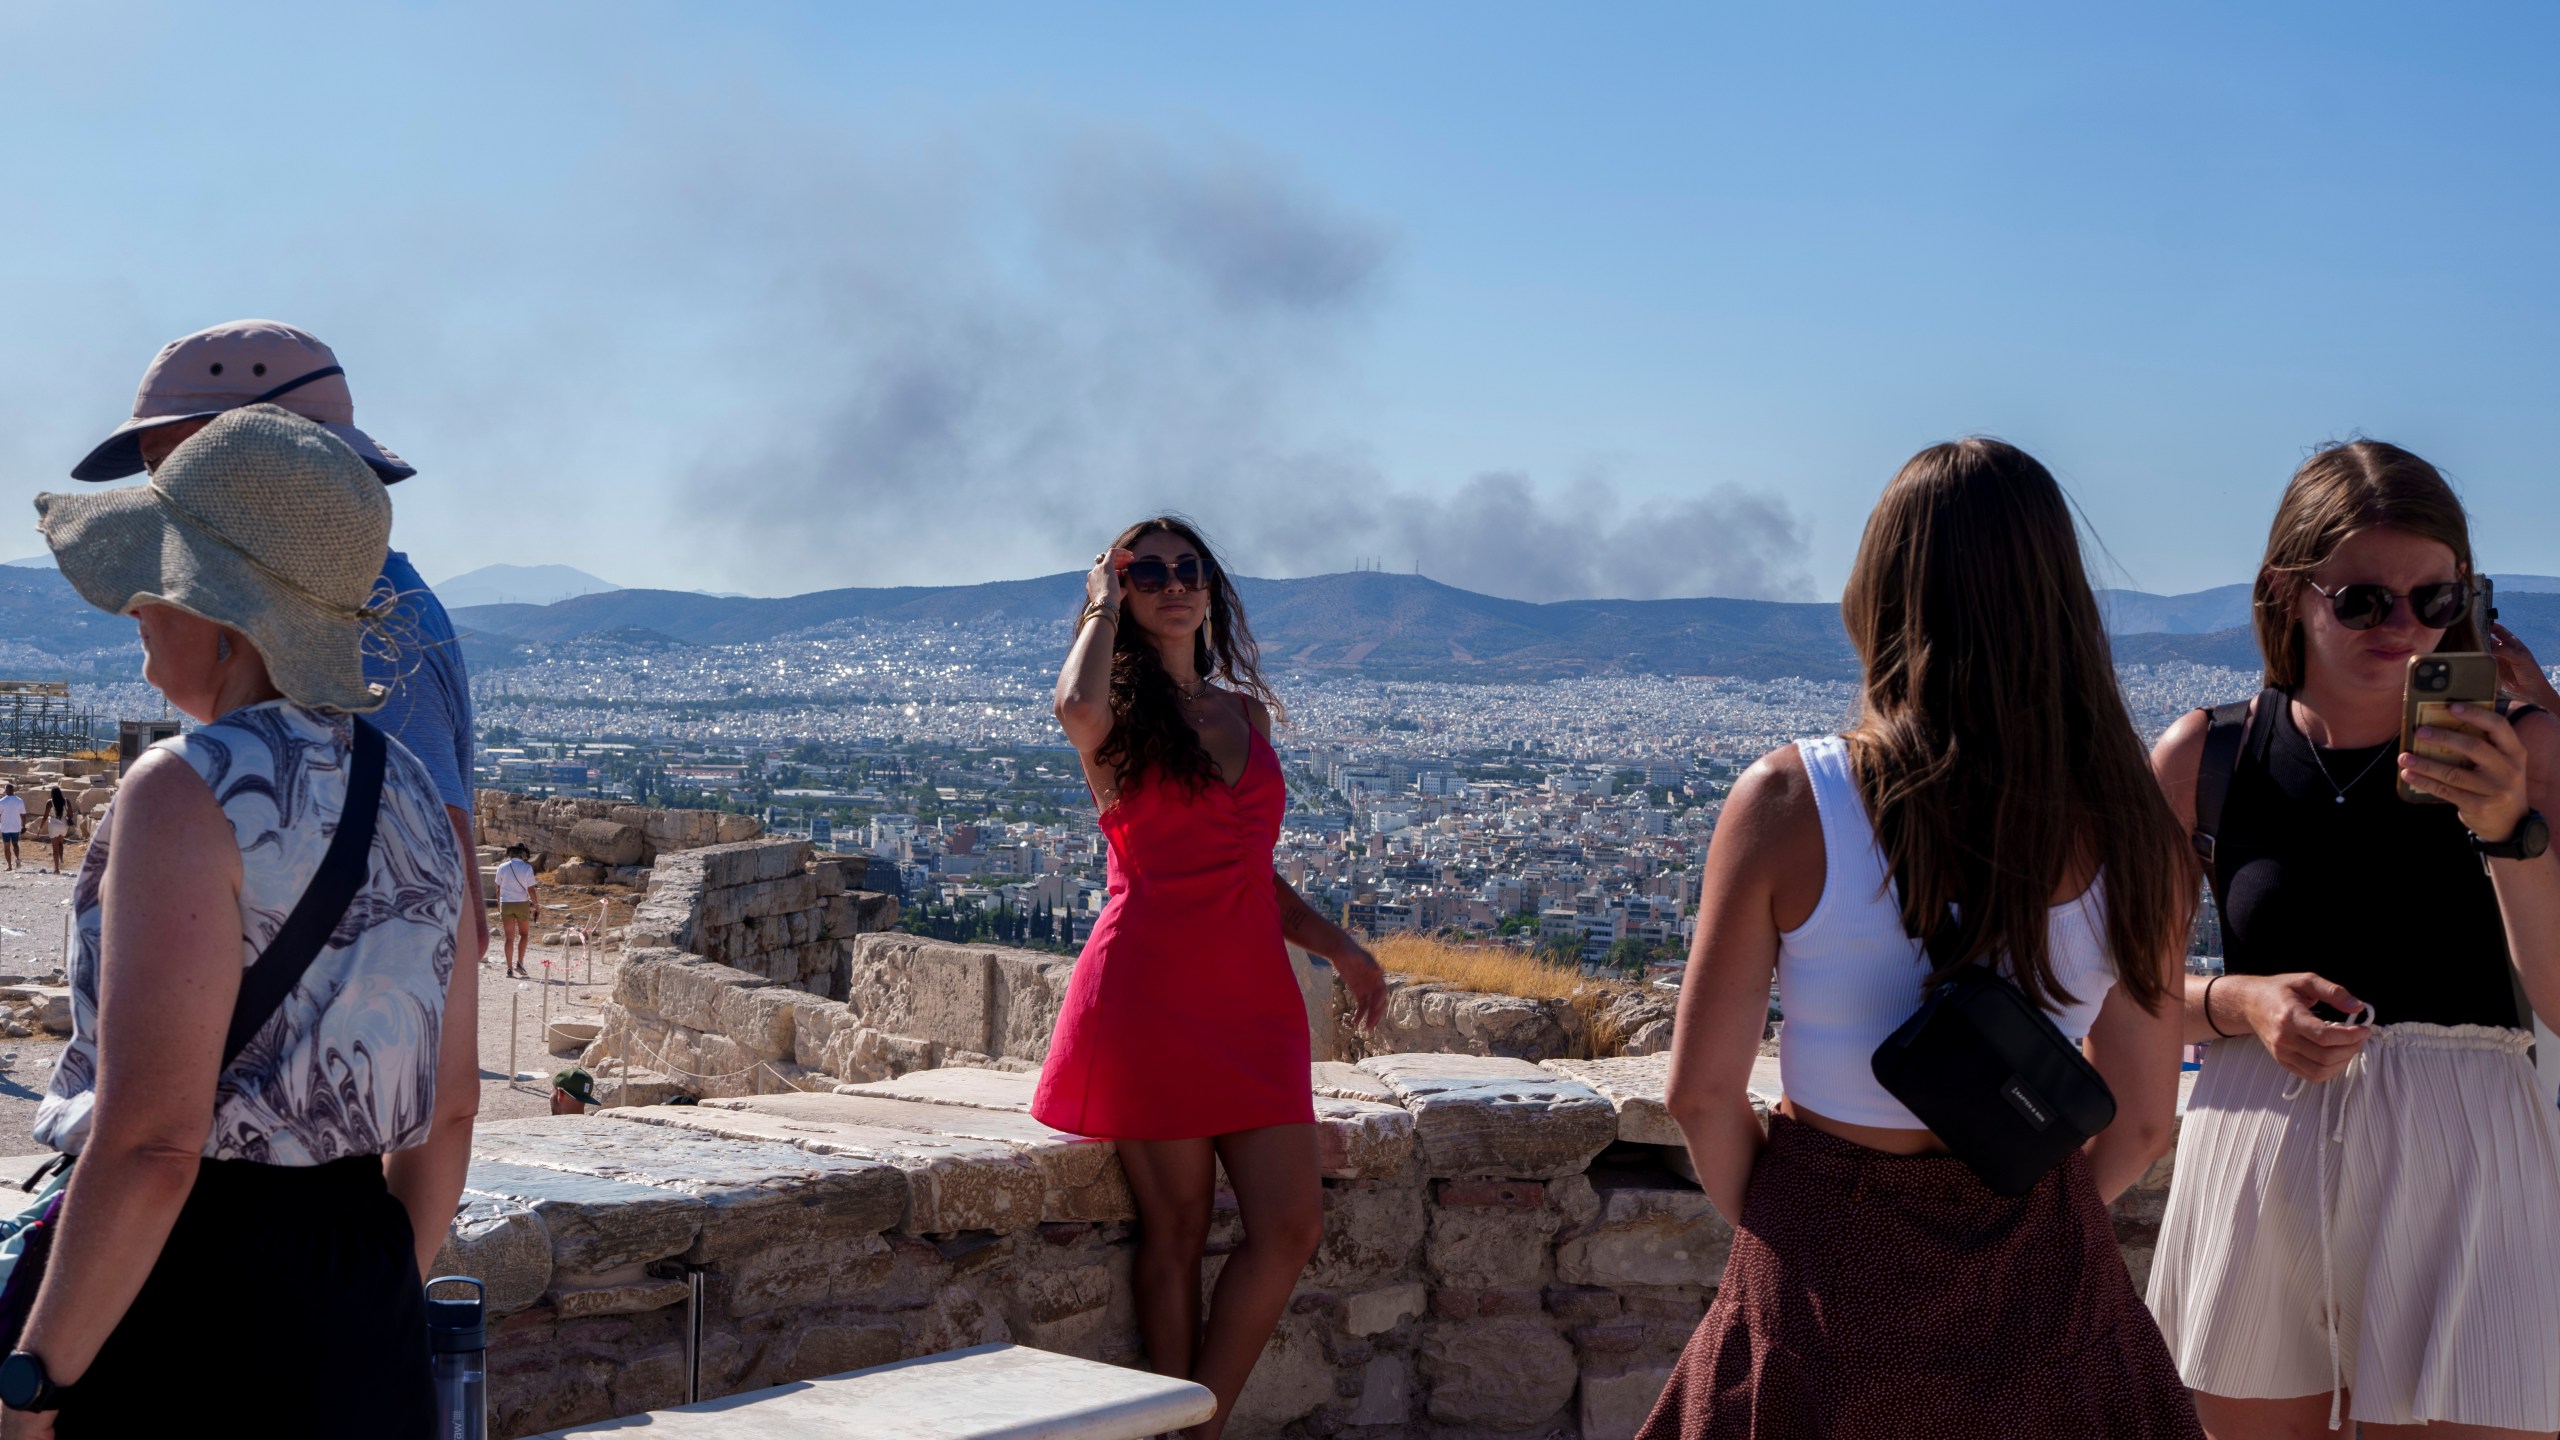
1369,934,1643,1055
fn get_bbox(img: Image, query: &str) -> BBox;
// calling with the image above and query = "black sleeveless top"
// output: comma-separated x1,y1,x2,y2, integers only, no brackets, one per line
2214,689,2523,1029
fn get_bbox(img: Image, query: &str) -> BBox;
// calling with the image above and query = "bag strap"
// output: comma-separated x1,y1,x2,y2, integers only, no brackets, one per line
219,718,387,1071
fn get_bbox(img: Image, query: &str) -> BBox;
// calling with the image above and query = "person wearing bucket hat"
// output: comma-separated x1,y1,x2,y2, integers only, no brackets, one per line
73,319,488,976
11,407,477,1436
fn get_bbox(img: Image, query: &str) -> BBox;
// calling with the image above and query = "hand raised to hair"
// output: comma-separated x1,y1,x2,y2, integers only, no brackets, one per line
2398,700,2531,843
2493,623,2560,716
1086,548,1133,612
2227,971,2371,1083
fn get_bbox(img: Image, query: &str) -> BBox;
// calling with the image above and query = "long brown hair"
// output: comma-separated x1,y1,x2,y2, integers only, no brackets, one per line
1841,438,2185,1011
2253,440,2479,689
1090,515,1280,797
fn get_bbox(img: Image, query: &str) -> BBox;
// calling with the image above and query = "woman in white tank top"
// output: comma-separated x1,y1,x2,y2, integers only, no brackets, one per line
1637,439,2201,1440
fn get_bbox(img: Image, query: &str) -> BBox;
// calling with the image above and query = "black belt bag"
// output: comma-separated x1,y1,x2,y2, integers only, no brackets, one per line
1869,916,2116,1196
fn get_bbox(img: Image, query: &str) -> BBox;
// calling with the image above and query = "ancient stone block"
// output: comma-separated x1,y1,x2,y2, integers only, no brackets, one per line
1581,1358,1679,1440
1315,1097,1416,1181
834,1062,1042,1113
1358,1053,1617,1179
432,1195,552,1318
1345,980,1580,1062
459,1157,702,1277
1310,1061,1395,1103
701,873,821,929
1554,1178,1732,1289
714,983,823,1061
471,1116,907,1266
1345,1354,1412,1428
721,1232,898,1317
604,1105,1042,1234
568,818,646,868
1427,1199,1560,1289
715,1090,1131,1223
791,1001,858,1070
1227,1314,1340,1439
784,1323,905,1379
989,951,1076,1063
1343,1281,1427,1337
1306,1178,1428,1291
1419,1317,1578,1427
550,1276,690,1319
651,960,766,1035
1543,1053,1683,1146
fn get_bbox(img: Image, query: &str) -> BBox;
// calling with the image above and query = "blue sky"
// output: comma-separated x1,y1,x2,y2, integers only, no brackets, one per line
3,3,2553,602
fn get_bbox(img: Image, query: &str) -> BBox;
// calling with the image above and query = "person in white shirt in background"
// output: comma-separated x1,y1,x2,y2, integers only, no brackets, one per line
494,843,540,979
0,784,24,871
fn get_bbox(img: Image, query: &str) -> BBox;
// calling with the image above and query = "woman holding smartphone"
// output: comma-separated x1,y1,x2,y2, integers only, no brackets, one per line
1644,439,2200,1438
2145,440,2560,1439
1034,515,1388,1440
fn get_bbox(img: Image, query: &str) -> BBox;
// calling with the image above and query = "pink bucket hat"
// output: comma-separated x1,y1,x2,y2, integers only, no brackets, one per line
72,319,414,483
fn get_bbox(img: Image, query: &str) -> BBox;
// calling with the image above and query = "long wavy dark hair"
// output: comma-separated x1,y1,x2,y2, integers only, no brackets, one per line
1089,515,1280,798
1841,438,2186,1012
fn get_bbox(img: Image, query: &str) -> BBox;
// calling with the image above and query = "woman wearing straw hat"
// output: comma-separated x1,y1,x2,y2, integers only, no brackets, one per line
3,406,477,1437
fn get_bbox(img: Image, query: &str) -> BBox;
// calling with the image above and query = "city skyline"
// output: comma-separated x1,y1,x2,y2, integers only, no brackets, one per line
6,5,2555,604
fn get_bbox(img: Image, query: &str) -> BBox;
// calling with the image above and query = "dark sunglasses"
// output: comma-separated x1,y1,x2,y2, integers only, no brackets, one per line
1122,555,1207,594
2305,578,2469,632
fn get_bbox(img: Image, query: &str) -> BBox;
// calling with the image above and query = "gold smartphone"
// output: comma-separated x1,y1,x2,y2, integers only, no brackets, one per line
2399,652,2499,804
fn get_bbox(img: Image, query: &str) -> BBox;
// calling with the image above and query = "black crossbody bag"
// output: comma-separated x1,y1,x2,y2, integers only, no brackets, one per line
0,718,387,1348
1869,913,2117,1196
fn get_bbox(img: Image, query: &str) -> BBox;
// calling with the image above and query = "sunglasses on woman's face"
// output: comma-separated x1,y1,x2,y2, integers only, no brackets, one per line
2305,578,2469,632
1123,555,1207,594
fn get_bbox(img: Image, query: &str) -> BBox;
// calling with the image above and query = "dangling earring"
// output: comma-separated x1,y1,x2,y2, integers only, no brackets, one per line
215,632,233,663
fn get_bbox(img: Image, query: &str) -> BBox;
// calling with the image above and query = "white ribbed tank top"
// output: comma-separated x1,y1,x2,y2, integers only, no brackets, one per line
1778,734,2119,1128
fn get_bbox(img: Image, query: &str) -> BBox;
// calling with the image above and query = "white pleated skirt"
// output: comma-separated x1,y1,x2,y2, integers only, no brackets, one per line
2147,1022,2560,1431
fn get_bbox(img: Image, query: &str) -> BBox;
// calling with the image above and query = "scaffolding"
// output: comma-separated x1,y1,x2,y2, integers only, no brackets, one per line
0,681,103,760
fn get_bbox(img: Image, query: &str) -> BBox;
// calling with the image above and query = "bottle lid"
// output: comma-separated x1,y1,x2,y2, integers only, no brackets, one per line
425,1275,486,1353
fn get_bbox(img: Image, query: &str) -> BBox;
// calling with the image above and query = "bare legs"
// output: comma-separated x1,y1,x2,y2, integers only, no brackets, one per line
2199,1391,2553,1440
501,916,530,975
1118,1124,1324,1440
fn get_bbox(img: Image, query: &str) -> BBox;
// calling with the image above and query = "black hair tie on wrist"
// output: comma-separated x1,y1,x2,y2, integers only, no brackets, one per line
2203,972,2238,1039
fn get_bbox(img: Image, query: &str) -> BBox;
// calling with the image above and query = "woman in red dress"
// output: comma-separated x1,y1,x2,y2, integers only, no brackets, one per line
1034,515,1388,1440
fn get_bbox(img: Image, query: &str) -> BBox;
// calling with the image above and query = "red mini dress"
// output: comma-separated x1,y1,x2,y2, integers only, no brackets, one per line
1032,726,1315,1140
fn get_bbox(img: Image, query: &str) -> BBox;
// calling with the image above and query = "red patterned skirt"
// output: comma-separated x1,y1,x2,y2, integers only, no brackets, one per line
1638,1115,2201,1440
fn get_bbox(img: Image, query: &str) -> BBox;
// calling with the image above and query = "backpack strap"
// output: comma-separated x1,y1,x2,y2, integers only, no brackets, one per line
2190,698,2254,870
220,718,388,1070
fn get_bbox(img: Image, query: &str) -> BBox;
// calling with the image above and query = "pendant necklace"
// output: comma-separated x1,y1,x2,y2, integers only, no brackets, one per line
2305,731,2391,804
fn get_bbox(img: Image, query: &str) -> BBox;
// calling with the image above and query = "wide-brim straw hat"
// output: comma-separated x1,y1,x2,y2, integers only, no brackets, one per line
35,404,394,713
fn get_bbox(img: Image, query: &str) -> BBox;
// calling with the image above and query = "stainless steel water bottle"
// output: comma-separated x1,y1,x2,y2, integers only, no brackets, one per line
426,1275,487,1440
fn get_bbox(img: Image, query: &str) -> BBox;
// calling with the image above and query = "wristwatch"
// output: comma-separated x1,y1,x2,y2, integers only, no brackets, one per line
0,1351,68,1412
2472,810,2551,861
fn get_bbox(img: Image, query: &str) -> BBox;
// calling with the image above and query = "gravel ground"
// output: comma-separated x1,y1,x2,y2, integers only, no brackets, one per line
0,860,637,1156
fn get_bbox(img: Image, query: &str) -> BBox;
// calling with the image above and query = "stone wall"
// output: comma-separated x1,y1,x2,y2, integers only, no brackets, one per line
474,790,766,885
577,837,903,1102
438,1054,2177,1439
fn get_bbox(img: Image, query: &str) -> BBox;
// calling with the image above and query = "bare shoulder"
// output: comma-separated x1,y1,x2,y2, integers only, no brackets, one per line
2511,703,2560,771
2147,703,2228,831
1241,693,1274,739
114,747,219,819
1717,743,1820,857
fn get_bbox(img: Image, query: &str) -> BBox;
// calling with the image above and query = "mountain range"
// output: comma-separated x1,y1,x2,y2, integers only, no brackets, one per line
8,562,2560,685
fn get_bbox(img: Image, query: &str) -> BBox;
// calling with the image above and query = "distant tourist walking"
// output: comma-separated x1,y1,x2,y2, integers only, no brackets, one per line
495,842,541,977
73,319,486,966
1644,439,2202,1439
0,785,21,872
8,408,478,1437
2143,441,2560,1438
41,788,68,875
1033,516,1389,1440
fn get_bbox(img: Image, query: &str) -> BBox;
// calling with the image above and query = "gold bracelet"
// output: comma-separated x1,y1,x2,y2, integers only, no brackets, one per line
1079,602,1118,629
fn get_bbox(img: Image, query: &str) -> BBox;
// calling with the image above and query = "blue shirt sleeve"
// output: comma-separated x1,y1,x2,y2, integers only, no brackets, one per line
365,550,476,816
